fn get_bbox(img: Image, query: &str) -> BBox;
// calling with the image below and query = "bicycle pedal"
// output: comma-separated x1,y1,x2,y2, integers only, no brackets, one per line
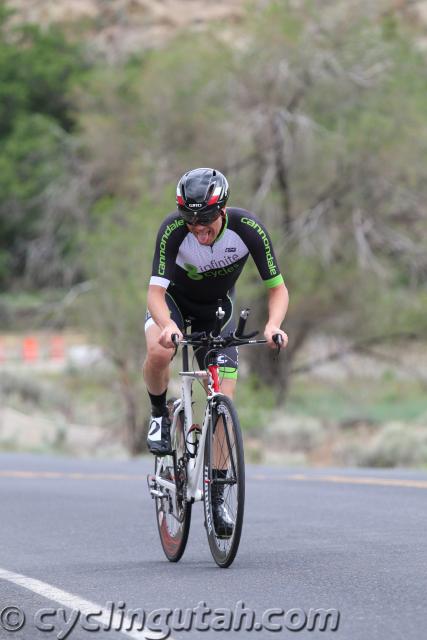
146,474,159,498
150,488,166,499
146,473,155,487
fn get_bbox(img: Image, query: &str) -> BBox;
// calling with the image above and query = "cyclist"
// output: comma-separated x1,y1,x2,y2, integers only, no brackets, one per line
143,168,288,534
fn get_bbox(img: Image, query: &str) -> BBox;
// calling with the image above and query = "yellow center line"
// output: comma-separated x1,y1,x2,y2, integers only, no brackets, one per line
0,470,146,481
1,470,427,490
251,473,427,490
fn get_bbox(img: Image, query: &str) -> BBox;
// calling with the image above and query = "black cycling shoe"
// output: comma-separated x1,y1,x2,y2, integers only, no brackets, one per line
211,470,234,539
213,503,234,539
147,414,172,456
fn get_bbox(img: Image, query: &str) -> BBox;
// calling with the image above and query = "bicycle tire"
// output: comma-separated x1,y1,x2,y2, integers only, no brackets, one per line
203,394,245,568
155,406,192,562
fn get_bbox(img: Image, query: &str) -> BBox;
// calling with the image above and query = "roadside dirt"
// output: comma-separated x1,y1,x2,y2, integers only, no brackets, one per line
5,0,246,60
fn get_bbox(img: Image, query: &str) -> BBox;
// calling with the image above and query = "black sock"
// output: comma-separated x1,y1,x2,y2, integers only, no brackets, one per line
148,390,168,417
212,469,227,479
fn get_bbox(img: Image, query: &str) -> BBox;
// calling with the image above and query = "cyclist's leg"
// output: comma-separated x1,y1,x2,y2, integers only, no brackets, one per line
219,378,236,398
217,340,238,399
192,294,238,399
212,303,238,472
143,292,184,395
143,293,184,454
143,325,172,401
191,296,238,484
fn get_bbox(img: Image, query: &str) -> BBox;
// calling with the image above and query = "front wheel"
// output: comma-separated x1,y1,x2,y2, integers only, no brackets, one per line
155,406,192,562
203,394,245,568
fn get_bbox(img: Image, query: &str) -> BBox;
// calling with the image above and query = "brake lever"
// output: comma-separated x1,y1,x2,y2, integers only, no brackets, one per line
273,333,283,357
171,333,179,361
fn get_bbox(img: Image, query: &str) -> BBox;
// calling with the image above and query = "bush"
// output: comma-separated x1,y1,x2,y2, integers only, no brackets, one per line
359,423,427,468
0,12,87,287
267,413,327,453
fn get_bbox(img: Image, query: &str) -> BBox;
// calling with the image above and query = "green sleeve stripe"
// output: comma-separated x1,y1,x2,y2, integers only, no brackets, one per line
219,366,238,380
264,274,284,288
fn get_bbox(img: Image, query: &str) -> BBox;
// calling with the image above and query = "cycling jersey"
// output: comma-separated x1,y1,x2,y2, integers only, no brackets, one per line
149,208,284,312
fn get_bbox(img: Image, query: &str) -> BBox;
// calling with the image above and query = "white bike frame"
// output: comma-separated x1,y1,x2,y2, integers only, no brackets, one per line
152,367,219,503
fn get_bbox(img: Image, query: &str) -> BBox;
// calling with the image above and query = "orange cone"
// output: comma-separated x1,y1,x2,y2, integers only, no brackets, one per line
22,336,39,362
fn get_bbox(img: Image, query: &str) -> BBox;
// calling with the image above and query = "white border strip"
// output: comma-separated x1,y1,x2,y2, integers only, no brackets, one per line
0,567,167,640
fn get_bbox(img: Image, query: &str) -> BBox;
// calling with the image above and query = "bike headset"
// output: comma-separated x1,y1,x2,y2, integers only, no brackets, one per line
176,168,229,225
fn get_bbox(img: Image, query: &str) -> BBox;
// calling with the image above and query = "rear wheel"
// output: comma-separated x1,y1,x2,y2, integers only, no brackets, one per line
155,404,191,562
203,394,245,568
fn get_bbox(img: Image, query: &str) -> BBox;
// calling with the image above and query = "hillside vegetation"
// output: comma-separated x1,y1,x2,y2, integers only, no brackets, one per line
5,0,246,60
1,0,427,457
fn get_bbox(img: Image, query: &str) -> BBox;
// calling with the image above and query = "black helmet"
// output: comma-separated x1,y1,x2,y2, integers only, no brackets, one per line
176,168,229,224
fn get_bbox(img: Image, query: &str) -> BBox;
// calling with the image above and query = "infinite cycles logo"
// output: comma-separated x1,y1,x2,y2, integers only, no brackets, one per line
184,258,241,281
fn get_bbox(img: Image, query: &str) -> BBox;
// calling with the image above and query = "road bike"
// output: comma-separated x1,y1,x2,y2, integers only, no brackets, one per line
147,301,282,568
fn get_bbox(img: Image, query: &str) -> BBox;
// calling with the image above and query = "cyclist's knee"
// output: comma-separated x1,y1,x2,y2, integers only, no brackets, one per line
220,379,236,399
144,343,172,370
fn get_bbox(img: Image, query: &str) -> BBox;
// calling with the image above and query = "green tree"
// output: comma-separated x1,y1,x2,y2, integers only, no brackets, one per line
78,193,170,454
0,9,88,287
74,1,427,405
226,1,427,394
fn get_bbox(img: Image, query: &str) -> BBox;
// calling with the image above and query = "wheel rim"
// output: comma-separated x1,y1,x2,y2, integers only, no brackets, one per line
207,399,244,563
155,411,189,558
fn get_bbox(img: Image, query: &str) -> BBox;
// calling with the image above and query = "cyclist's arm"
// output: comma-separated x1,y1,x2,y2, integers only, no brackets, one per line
264,283,289,348
147,285,173,330
267,282,289,327
234,211,289,346
235,210,284,289
147,213,187,346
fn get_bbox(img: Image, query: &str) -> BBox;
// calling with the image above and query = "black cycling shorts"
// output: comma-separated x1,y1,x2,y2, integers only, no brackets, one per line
145,292,238,380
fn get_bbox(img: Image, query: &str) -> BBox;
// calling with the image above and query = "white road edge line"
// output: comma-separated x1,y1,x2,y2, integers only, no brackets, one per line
0,567,169,640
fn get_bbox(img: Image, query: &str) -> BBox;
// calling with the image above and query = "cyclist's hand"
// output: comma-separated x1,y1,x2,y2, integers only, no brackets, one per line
264,324,288,350
159,322,183,349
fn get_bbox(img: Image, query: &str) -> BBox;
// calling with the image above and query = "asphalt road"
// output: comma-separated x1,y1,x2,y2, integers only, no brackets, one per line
0,453,426,640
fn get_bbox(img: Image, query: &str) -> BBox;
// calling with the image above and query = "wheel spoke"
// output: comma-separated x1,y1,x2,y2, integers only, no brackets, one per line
204,395,245,568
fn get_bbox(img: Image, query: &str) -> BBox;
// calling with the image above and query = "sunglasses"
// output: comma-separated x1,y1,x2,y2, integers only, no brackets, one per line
183,211,222,226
